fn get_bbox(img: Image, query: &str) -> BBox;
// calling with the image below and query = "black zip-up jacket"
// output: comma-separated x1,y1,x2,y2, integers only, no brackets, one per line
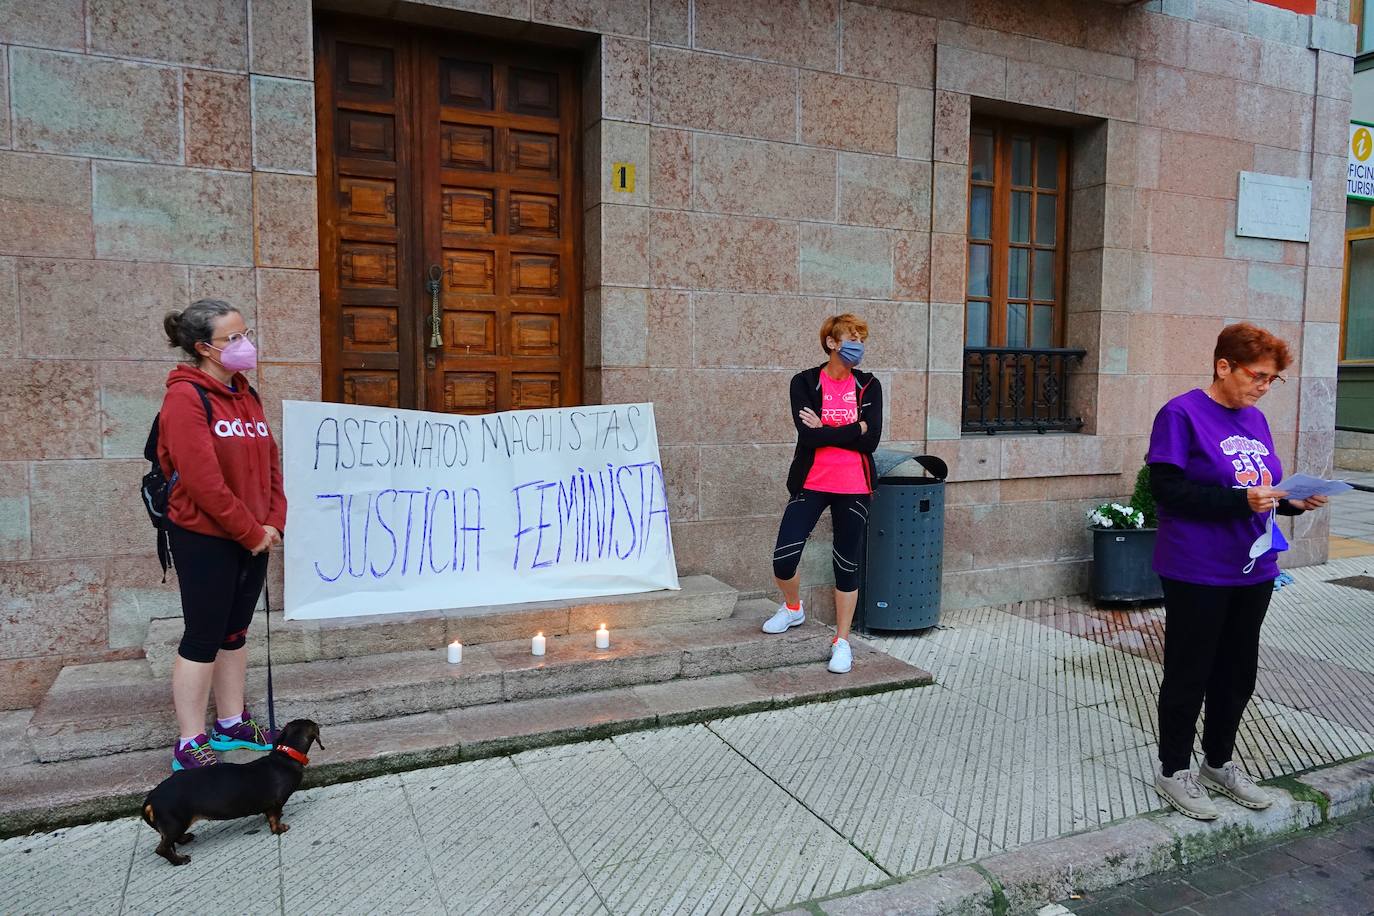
1148,462,1304,519
785,365,883,496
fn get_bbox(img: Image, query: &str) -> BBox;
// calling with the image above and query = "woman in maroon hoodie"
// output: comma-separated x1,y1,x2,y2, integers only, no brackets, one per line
159,298,286,770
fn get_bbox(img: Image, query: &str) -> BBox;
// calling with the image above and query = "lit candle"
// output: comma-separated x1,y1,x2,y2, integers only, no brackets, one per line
531,632,546,656
595,624,610,649
447,640,463,664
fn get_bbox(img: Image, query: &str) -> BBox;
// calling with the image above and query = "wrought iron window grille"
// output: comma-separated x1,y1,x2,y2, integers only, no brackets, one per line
962,347,1087,435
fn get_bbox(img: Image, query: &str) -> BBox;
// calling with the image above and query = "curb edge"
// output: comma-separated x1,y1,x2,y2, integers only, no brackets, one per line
802,753,1374,916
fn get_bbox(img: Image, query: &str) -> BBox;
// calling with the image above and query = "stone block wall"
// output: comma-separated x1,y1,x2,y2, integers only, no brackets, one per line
0,0,321,708
579,0,1351,612
0,0,1353,708
1336,429,1374,470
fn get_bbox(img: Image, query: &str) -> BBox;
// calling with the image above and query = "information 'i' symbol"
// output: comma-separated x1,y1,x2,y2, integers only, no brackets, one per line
1355,127,1373,163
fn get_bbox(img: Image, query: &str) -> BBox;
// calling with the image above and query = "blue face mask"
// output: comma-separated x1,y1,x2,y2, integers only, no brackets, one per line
837,340,865,367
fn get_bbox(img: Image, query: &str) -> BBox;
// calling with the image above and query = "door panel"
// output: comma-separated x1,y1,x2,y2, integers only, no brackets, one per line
316,26,415,408
419,39,581,414
316,18,581,413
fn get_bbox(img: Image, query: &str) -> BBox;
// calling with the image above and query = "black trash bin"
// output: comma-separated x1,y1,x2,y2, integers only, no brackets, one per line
858,452,948,632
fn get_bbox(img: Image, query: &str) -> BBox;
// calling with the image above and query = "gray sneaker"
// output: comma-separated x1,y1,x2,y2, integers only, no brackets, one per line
827,637,853,673
762,604,804,634
1155,766,1219,820
1200,760,1271,810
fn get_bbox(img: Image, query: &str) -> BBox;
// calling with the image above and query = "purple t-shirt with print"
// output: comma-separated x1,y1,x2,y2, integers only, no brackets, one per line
1146,388,1283,586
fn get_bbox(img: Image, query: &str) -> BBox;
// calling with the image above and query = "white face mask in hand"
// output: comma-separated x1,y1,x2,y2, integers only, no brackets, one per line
1243,508,1287,575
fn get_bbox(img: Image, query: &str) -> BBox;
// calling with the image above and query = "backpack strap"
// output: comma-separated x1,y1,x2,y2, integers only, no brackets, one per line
160,380,217,429
148,383,219,582
190,383,215,427
143,418,160,463
145,382,203,460
187,379,256,416
156,525,173,582
147,381,218,469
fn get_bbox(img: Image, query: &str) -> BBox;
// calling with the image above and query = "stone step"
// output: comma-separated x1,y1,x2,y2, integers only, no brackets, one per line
30,609,834,763
142,575,737,677
1,645,931,838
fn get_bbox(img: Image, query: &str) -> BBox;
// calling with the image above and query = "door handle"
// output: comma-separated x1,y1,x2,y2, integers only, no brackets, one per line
426,264,443,349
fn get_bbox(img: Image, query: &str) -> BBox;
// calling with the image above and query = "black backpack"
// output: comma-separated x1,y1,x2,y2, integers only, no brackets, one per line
141,382,258,578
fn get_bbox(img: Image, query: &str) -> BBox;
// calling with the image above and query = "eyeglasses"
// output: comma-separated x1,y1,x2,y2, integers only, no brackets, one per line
1233,364,1286,387
209,328,256,346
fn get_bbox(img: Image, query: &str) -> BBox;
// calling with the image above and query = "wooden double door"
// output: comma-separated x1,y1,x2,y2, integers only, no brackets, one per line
315,18,581,413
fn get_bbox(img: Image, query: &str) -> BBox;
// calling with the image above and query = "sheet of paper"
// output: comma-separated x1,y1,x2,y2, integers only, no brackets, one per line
1279,473,1355,501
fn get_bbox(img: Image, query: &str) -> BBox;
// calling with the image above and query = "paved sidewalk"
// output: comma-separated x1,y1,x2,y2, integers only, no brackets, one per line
7,550,1374,914
1333,467,1374,546
1339,467,1374,489
1055,807,1374,915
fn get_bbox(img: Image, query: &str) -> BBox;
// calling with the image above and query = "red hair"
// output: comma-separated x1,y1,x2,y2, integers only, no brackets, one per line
1213,323,1292,378
819,314,869,355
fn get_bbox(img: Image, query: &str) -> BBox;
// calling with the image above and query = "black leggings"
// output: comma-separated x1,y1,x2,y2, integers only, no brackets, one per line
772,490,870,592
1157,576,1273,775
168,523,268,664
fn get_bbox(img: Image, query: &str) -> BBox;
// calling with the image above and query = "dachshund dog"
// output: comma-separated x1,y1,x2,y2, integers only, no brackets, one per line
141,719,323,865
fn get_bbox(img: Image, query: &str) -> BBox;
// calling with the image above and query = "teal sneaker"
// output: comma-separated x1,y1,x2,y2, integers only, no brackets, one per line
208,709,277,752
172,734,218,772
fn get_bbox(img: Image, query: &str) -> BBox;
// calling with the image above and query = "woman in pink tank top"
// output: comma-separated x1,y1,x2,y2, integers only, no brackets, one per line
762,314,884,674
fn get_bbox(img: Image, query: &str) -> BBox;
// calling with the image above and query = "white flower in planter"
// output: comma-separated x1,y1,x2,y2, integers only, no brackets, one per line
1089,501,1148,530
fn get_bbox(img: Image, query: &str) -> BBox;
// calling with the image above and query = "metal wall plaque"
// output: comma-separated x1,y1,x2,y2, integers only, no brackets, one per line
1236,171,1312,242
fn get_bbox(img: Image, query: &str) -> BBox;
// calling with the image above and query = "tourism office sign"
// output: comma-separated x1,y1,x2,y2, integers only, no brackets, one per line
1350,121,1374,202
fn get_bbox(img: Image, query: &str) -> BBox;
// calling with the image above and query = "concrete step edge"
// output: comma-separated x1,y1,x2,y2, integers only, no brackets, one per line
28,621,841,761
1,651,933,838
42,615,833,707
141,574,738,677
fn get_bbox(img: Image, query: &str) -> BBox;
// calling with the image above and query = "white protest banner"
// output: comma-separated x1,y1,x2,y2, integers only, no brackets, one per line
281,400,678,620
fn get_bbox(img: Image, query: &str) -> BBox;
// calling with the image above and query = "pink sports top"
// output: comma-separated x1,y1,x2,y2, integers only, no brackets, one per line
803,371,869,494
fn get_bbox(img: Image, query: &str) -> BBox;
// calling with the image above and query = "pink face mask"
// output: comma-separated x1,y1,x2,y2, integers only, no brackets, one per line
207,337,258,372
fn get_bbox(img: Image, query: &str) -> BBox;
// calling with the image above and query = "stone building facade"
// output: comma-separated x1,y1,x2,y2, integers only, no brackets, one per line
1340,0,1374,469
0,0,1355,709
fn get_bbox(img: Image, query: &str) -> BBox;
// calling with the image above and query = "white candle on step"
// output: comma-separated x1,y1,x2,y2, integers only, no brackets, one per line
595,624,610,649
531,632,546,656
447,640,463,664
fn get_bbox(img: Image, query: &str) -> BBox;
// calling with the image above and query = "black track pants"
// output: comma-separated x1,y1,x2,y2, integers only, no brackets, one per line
168,523,268,664
1157,576,1272,775
771,490,870,592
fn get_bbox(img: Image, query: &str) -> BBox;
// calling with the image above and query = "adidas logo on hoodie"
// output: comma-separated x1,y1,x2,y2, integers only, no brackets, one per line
213,418,272,439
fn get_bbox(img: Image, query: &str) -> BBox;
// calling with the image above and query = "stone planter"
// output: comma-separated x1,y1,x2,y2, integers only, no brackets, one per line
1090,527,1163,603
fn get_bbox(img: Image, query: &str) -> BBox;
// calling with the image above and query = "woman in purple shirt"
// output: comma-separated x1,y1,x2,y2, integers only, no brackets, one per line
1146,323,1327,820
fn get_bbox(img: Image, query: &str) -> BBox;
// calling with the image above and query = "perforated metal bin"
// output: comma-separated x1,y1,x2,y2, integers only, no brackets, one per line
857,451,948,632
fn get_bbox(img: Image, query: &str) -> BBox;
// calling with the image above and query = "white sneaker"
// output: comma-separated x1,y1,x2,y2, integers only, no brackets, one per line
1154,766,1219,820
827,637,853,673
761,604,804,634
1200,760,1271,810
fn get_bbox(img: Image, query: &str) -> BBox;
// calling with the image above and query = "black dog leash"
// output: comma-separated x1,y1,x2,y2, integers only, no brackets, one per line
263,579,276,735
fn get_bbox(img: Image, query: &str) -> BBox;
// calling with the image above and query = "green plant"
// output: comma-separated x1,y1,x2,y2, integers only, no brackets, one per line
1089,466,1156,530
1130,464,1157,528
1087,502,1144,529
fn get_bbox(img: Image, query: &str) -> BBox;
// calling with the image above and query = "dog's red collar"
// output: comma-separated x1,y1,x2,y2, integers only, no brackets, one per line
274,745,309,766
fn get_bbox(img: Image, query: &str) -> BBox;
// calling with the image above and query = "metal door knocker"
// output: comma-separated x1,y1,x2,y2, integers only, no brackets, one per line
427,265,443,349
